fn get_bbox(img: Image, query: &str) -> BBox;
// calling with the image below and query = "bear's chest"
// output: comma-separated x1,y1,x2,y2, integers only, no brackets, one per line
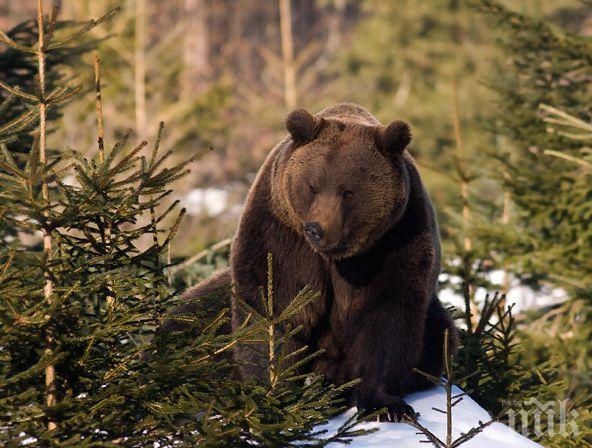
275,234,332,333
326,252,405,332
329,276,370,323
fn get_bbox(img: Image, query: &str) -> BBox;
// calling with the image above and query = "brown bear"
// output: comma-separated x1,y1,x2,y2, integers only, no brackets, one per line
167,103,458,422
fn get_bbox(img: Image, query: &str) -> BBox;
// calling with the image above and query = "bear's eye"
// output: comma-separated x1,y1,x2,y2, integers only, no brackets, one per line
342,190,353,199
309,184,317,195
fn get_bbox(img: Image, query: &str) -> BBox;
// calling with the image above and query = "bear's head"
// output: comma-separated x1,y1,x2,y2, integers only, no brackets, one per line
275,107,412,260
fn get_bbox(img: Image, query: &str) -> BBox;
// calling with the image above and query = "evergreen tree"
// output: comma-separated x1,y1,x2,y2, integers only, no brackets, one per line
52,0,232,256
473,1,592,445
137,254,367,447
0,3,192,441
57,0,230,157
0,4,104,153
0,4,368,446
477,0,592,293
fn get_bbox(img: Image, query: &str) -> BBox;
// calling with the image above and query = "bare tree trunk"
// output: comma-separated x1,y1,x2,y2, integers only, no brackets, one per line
326,0,345,55
135,0,147,138
279,0,297,110
182,0,210,94
452,81,477,332
313,0,346,74
501,150,512,299
37,0,57,432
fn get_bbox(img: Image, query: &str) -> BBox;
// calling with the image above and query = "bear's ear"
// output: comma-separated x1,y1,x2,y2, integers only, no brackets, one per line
286,108,324,145
379,120,412,156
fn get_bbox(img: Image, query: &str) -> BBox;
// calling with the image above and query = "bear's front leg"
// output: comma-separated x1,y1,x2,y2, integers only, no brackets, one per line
231,209,330,381
343,290,428,422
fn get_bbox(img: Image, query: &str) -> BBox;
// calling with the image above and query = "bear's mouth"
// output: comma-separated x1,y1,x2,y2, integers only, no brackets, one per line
312,239,352,259
302,226,354,258
304,235,344,253
318,241,343,251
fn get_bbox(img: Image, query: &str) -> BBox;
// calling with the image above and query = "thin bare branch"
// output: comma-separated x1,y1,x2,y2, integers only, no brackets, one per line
94,52,105,162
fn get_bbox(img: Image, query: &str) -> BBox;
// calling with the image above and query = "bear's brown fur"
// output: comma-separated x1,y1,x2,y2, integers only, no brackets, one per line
167,103,458,421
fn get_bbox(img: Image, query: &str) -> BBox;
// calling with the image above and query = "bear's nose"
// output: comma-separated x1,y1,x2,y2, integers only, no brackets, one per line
303,221,325,243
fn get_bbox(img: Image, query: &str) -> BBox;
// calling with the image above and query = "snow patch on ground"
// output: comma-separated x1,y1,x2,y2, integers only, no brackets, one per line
185,187,229,216
439,270,566,313
321,385,542,448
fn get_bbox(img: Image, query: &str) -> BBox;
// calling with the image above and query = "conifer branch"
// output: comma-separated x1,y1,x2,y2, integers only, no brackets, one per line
266,253,277,388
0,80,39,102
407,330,497,447
94,52,105,162
45,0,61,45
46,7,120,50
0,29,36,53
172,237,233,271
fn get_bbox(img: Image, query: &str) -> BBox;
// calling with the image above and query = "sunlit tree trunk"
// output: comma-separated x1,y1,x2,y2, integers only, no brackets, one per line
500,144,512,299
279,0,297,110
135,0,147,138
326,0,345,54
182,0,210,94
452,80,478,331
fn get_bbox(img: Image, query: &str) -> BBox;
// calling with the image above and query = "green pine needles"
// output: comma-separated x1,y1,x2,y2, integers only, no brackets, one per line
135,253,370,447
0,1,191,440
0,3,369,446
3,1,591,447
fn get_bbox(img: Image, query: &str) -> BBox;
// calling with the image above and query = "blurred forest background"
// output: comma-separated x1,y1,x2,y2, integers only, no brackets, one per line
1,0,592,446
4,0,590,313
1,0,586,256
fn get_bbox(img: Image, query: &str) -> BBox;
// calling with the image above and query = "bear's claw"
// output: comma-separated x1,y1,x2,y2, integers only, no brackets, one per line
379,400,417,423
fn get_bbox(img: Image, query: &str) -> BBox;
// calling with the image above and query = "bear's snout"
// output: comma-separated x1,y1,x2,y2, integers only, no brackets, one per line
303,221,325,244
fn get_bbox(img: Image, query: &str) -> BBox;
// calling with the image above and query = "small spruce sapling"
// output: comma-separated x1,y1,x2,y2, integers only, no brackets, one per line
405,329,496,448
